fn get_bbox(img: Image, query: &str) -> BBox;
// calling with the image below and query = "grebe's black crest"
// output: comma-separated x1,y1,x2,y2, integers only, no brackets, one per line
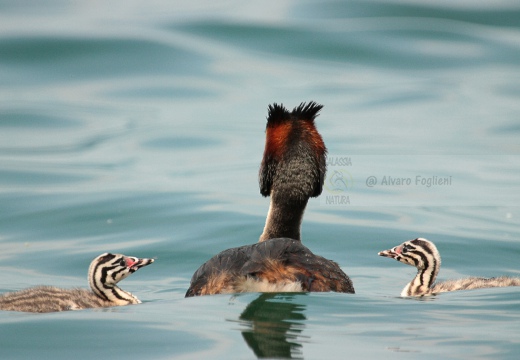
266,101,323,126
266,103,291,123
260,101,326,200
291,101,324,121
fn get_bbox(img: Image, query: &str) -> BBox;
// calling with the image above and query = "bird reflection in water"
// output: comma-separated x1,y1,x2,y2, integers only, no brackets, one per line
235,293,308,359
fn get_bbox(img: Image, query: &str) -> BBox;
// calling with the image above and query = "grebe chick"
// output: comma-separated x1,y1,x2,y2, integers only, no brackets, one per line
186,102,354,297
378,238,520,297
0,253,154,313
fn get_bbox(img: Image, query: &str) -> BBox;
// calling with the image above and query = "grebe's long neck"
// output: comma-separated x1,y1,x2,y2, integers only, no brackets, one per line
258,102,326,243
259,190,307,242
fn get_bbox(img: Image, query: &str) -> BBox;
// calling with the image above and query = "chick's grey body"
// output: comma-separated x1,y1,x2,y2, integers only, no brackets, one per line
0,286,118,312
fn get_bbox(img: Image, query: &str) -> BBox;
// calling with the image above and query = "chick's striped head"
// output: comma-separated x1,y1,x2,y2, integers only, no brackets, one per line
378,238,440,270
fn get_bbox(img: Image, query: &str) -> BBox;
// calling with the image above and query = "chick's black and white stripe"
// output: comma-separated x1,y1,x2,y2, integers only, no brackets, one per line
398,239,439,296
89,253,142,304
0,253,154,313
379,238,520,297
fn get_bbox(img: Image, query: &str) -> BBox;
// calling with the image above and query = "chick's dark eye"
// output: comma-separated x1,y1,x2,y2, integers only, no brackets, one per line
402,244,413,253
119,259,126,266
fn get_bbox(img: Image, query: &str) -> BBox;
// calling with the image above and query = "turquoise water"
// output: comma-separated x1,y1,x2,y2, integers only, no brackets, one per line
1,1,520,358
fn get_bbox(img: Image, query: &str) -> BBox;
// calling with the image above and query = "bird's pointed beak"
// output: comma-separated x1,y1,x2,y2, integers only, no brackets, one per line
378,246,401,259
126,257,155,272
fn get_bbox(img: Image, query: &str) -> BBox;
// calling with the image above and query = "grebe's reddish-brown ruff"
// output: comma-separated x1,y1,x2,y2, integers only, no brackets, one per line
185,102,354,297
379,238,520,297
0,253,154,313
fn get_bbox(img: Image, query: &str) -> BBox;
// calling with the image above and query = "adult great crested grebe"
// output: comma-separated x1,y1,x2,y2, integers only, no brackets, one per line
185,102,354,296
379,238,520,297
0,253,154,313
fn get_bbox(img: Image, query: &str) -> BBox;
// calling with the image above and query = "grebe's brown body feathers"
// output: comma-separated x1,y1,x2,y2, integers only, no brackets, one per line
185,238,354,297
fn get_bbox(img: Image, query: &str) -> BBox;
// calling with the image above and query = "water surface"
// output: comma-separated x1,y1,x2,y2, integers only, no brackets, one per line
1,1,520,359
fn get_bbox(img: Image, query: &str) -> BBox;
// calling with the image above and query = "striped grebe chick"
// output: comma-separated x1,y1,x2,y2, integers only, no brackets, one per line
186,102,354,297
378,238,520,297
0,253,154,313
